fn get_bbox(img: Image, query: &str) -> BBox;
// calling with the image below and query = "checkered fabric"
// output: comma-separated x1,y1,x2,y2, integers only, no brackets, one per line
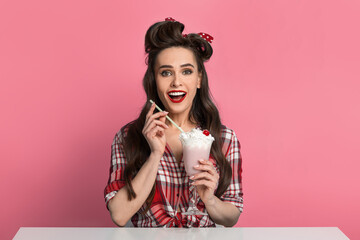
104,125,243,227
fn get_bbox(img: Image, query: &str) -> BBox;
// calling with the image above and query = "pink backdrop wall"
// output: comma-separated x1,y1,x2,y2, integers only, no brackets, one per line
1,0,359,239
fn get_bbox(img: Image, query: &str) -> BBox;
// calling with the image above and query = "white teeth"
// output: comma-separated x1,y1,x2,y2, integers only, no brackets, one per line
168,92,186,96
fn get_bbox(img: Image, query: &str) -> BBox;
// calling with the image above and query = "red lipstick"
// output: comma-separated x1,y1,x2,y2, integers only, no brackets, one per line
167,90,187,103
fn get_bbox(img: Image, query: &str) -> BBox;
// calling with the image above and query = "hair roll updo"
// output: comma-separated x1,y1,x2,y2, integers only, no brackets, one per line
119,19,232,212
145,20,213,61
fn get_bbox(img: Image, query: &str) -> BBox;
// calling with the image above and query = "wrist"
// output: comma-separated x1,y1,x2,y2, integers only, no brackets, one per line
150,151,163,159
204,195,217,208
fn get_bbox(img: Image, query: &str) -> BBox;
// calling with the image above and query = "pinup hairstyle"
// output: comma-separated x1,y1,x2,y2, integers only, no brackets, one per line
120,19,232,211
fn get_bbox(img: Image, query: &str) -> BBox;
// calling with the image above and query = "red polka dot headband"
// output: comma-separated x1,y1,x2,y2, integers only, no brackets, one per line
165,17,214,44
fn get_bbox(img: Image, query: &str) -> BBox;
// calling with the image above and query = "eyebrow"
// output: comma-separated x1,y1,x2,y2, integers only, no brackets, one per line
158,63,195,69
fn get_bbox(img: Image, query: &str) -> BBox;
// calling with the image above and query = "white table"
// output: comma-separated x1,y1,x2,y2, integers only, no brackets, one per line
13,227,349,240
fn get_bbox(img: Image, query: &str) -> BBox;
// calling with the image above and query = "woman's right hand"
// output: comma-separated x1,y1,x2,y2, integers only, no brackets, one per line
142,103,169,156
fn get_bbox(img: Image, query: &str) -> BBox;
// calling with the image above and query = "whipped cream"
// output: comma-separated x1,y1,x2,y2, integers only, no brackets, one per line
179,128,215,148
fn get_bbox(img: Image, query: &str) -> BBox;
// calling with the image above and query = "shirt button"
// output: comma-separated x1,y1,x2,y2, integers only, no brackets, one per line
177,193,179,197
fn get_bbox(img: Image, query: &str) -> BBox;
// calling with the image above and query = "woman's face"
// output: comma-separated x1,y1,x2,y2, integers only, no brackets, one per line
154,47,202,116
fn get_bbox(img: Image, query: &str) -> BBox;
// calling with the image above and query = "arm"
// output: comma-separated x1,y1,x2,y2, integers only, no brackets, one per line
192,129,243,227
108,152,162,226
192,160,240,227
105,103,169,226
202,195,240,227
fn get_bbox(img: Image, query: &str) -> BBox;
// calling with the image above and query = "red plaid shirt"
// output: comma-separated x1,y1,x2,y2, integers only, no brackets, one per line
104,125,243,227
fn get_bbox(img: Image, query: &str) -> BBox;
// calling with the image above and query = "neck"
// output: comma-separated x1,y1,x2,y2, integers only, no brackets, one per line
166,112,196,132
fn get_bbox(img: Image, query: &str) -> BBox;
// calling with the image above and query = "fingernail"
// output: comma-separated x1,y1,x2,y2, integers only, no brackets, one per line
199,159,205,162
194,165,199,168
190,175,194,179
163,111,168,114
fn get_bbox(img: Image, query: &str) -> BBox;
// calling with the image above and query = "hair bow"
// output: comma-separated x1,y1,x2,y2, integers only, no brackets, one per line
165,17,214,44
165,17,176,22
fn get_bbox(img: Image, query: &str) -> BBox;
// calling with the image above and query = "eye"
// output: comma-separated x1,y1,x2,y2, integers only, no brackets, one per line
160,70,172,77
183,69,193,75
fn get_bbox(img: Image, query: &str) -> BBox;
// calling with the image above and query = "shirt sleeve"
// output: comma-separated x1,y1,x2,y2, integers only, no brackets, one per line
104,130,127,208
220,129,244,213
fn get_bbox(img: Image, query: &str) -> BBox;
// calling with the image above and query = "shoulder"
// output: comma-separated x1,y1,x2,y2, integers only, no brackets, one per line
220,125,241,157
220,125,239,141
113,121,135,144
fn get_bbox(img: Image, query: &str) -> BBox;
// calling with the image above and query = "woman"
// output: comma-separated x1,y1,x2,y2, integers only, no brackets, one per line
104,17,243,227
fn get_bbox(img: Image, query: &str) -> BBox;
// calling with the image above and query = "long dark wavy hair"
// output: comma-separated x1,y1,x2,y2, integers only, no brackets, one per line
121,19,232,210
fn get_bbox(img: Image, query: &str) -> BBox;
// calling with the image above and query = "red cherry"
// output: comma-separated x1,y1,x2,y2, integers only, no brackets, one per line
203,130,210,136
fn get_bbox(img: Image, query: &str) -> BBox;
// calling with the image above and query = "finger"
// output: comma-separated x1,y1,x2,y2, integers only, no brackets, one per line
144,103,155,125
146,103,156,119
149,111,169,121
145,126,160,140
145,123,162,138
191,172,217,182
198,159,215,167
144,111,168,129
191,179,217,189
144,104,156,129
199,159,218,174
157,130,164,137
144,111,168,132
194,163,216,175
143,120,169,136
145,119,169,131
158,114,167,123
149,126,165,138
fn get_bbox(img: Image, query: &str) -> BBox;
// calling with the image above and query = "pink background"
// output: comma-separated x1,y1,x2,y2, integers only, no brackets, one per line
1,0,359,239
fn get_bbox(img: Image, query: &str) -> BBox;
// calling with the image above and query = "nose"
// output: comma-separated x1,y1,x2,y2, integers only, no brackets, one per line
171,72,182,87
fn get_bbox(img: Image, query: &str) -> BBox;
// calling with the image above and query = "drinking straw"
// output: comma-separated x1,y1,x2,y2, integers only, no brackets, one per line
149,99,185,133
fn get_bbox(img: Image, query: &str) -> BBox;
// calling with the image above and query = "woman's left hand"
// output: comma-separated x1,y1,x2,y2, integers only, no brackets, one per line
191,159,219,206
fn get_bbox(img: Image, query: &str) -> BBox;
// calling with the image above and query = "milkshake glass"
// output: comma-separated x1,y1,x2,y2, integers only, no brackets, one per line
179,128,214,215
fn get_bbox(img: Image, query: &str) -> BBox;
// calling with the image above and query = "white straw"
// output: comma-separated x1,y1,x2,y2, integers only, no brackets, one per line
149,99,185,133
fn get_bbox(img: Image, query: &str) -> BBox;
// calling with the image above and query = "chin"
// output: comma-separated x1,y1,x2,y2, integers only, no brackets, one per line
168,102,192,114
160,94,194,114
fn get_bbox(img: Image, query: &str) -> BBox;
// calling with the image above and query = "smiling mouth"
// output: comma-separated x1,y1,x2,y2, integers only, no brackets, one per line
167,91,187,103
